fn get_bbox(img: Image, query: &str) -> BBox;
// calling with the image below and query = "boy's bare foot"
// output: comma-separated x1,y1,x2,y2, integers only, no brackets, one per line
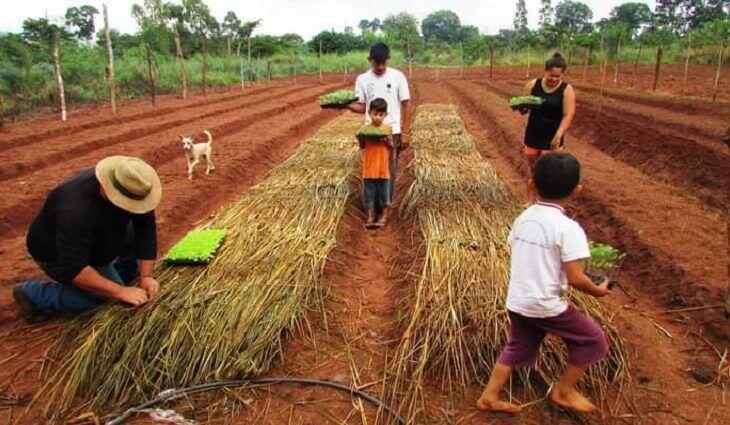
364,219,377,229
550,387,597,413
475,397,522,413
374,218,387,228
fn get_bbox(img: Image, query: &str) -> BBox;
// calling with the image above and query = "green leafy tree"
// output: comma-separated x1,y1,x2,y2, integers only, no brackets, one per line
182,0,219,94
609,2,652,38
308,30,366,54
539,0,554,27
132,0,167,104
382,12,422,53
554,1,594,39
422,10,462,43
222,11,241,72
22,17,72,120
514,0,529,33
65,5,99,42
358,19,370,33
369,18,382,33
459,25,480,42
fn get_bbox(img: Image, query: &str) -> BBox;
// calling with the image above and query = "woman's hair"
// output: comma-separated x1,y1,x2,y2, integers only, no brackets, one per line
545,52,567,71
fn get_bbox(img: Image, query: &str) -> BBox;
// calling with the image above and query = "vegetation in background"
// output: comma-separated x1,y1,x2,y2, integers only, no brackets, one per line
0,0,727,120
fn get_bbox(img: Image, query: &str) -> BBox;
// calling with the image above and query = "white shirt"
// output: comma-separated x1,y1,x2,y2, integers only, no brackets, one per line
354,68,411,134
505,202,591,318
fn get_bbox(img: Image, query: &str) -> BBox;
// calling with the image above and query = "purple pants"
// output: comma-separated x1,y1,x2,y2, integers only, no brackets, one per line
498,305,609,367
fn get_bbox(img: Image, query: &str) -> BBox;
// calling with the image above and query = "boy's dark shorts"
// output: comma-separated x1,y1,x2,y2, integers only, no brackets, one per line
362,178,391,211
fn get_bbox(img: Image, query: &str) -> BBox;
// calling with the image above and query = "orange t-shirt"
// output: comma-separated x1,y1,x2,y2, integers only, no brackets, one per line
360,124,393,179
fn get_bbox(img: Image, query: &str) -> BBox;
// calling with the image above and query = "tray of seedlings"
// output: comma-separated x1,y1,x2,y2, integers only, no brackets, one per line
319,89,359,109
163,229,228,265
509,95,545,111
356,126,391,143
586,241,625,290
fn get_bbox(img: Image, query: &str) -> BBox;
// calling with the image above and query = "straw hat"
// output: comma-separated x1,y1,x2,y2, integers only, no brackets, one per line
95,156,162,214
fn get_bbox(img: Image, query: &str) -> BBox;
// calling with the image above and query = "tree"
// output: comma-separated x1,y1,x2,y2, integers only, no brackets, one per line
539,0,554,28
358,19,370,33
65,5,99,42
383,12,422,53
162,2,188,98
514,0,529,33
308,30,366,54
554,1,594,40
102,3,116,114
22,17,72,120
422,10,462,43
236,19,261,83
132,1,165,105
369,18,382,33
182,0,219,95
459,25,480,42
222,11,241,74
609,2,652,39
691,18,729,100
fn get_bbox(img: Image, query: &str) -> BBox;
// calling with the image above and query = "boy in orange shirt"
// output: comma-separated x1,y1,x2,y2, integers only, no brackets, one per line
358,98,393,229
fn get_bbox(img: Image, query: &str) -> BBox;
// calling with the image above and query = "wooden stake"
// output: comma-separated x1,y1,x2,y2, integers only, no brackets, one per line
144,40,155,105
632,44,643,88
459,41,465,79
713,41,725,101
237,39,244,90
53,34,67,120
613,34,622,86
526,44,531,78
247,36,252,82
407,41,413,79
489,45,494,80
103,3,116,114
681,33,691,95
226,35,231,76
0,44,3,128
598,34,607,117
318,41,323,84
173,25,187,98
201,36,207,95
582,47,590,80
653,46,663,92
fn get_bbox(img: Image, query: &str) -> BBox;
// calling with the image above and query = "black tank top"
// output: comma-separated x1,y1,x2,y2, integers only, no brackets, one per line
524,78,568,150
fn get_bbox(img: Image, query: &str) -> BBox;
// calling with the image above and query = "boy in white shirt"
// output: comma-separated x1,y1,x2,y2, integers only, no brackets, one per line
477,153,611,414
348,42,411,205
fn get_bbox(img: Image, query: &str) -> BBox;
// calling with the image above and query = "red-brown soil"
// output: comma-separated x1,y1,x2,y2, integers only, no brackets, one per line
0,69,728,425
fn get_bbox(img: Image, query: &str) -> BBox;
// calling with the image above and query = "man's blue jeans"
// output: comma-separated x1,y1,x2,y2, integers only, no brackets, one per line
20,256,139,314
20,222,140,314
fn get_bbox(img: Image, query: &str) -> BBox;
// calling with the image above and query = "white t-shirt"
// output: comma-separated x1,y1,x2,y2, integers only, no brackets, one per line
354,68,411,134
505,202,591,318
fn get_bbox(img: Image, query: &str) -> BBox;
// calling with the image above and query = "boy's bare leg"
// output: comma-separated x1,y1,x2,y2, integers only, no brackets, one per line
550,364,597,413
476,362,522,413
376,207,389,227
365,209,376,228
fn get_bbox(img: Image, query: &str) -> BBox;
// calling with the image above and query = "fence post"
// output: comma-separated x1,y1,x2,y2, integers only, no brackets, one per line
632,44,643,88
0,54,4,129
681,33,691,95
526,44,531,78
652,46,663,92
103,3,116,114
318,41,323,85
407,41,413,79
613,34,622,86
460,41,465,79
489,45,494,80
713,41,725,101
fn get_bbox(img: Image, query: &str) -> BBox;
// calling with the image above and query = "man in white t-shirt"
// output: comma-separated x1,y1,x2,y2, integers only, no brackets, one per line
348,42,411,204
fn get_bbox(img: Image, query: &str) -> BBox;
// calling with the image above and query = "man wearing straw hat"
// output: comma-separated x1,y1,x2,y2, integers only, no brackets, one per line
13,156,162,323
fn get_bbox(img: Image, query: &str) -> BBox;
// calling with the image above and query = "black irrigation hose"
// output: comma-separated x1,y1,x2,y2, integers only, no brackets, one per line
107,377,405,425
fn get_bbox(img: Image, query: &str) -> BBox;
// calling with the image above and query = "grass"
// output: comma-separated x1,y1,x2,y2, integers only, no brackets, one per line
382,105,630,423
41,113,363,420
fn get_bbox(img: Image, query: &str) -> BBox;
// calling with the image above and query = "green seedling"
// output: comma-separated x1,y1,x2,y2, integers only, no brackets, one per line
587,242,625,289
318,89,358,106
509,95,544,109
164,229,227,264
356,127,391,137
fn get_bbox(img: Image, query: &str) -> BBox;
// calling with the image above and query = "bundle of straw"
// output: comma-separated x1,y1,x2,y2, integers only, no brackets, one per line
43,114,363,419
383,105,629,423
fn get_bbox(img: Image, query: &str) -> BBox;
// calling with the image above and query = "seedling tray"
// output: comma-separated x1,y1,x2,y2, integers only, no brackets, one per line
509,95,544,111
319,89,359,109
164,229,227,265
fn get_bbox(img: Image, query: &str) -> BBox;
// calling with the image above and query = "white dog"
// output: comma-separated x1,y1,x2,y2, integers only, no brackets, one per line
181,130,215,180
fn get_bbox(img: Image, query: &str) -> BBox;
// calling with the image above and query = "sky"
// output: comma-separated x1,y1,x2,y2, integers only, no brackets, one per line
0,0,657,39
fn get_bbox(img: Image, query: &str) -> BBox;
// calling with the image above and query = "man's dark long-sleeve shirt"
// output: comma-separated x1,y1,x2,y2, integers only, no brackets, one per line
26,168,157,283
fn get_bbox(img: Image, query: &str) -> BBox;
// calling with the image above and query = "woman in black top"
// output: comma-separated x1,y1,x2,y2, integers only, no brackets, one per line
520,53,576,173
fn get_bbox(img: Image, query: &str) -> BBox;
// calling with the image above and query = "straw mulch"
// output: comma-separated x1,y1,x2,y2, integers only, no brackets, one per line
42,114,363,420
383,105,630,423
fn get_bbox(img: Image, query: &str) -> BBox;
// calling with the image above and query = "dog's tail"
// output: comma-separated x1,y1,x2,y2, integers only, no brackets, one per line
203,130,213,144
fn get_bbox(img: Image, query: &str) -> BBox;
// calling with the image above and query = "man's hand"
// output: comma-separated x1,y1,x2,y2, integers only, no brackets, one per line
139,276,160,299
117,286,149,307
400,133,410,150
